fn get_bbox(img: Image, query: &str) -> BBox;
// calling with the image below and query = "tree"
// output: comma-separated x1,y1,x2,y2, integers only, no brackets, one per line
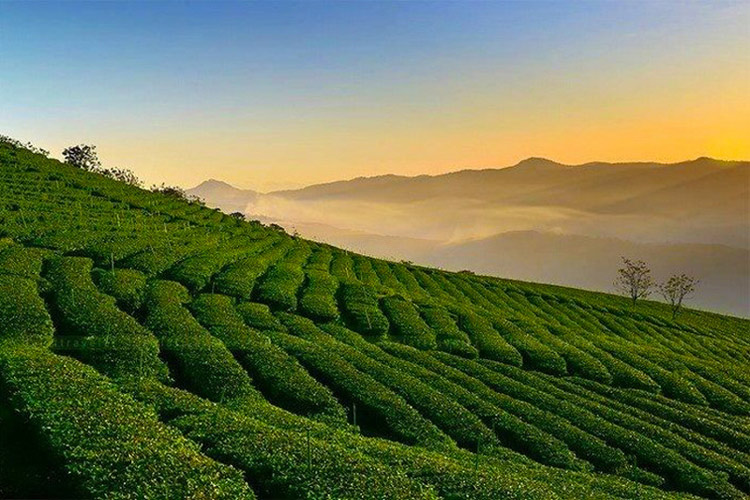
62,144,101,171
614,257,653,307
659,274,699,320
150,183,187,200
101,167,142,187
229,212,246,221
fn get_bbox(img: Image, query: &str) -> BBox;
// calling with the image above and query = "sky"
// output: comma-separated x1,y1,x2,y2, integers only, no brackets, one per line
1,1,748,191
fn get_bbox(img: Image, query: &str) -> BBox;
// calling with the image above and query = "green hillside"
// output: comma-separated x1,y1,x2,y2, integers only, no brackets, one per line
1,139,749,499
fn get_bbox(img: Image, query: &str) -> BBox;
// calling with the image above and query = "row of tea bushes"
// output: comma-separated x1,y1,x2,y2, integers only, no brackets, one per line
298,270,340,321
254,243,311,311
268,319,453,450
0,243,51,278
189,293,346,423
452,308,522,365
0,274,54,346
0,345,254,499
381,295,437,350
166,239,272,292
284,318,490,451
470,357,742,499
419,304,478,358
213,238,292,301
142,280,257,402
324,326,593,471
491,318,567,375
337,282,390,338
381,343,629,474
43,256,167,379
517,321,612,384
371,259,409,295
235,301,288,331
91,267,148,314
554,329,661,392
129,378,590,500
546,376,750,494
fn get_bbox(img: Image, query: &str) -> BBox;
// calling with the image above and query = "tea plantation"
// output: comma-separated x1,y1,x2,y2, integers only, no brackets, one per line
0,139,748,499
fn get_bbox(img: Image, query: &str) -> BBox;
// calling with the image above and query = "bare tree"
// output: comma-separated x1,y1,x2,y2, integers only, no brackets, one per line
659,274,699,320
614,257,653,307
62,144,101,171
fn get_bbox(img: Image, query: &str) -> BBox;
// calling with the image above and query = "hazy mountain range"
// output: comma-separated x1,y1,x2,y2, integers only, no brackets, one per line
188,157,749,316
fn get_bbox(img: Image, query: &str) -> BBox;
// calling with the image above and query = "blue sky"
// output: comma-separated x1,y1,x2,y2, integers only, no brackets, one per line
1,1,748,189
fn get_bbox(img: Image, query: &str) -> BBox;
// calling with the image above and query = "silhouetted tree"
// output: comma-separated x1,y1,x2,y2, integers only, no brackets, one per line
659,274,699,320
229,212,246,220
101,167,142,187
0,135,49,156
614,257,653,307
150,183,187,200
62,144,101,172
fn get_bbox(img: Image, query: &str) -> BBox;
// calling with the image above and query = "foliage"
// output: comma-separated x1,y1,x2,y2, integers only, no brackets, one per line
142,280,258,402
0,346,254,499
659,274,699,319
614,257,654,306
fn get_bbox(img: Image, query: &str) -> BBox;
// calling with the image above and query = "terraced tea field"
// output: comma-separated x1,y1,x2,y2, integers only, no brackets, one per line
1,140,748,499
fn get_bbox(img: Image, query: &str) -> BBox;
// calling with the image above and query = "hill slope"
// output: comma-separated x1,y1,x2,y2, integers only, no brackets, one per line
2,140,749,499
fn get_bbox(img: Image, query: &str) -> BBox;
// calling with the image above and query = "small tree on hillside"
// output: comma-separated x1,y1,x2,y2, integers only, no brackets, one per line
101,167,142,187
614,257,653,307
229,212,246,221
62,144,101,172
659,274,699,320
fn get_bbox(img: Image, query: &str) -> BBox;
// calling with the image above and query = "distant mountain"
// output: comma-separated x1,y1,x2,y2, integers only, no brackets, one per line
188,179,259,214
190,157,749,315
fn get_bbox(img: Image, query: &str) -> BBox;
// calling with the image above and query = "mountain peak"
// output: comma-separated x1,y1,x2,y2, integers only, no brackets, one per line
194,179,237,189
513,157,564,169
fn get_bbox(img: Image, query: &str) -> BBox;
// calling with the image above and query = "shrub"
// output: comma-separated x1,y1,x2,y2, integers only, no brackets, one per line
302,323,490,451
337,282,390,338
305,247,333,271
681,369,750,415
452,308,522,365
599,341,707,406
189,294,346,422
91,267,147,313
492,318,567,375
166,240,266,292
236,301,287,331
0,244,50,278
0,275,54,346
143,280,257,401
381,295,437,350
353,256,381,288
43,256,167,380
419,305,477,358
325,329,591,471
267,326,451,450
371,260,408,295
0,346,254,499
475,358,740,499
528,323,612,383
329,251,357,281
380,343,626,474
298,270,340,321
390,264,429,300
213,257,267,300
560,333,660,392
254,262,305,311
